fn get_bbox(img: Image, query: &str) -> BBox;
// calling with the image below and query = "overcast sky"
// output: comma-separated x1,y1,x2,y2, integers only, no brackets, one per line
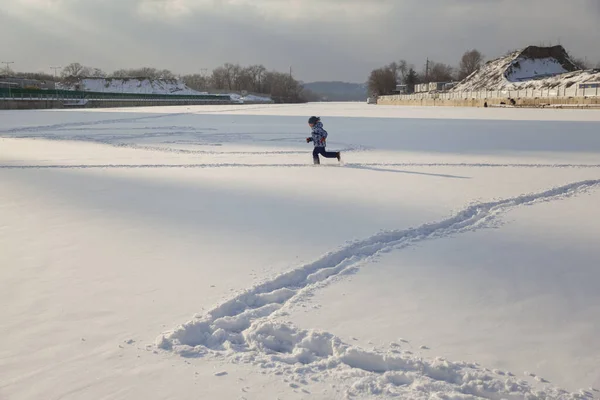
2,0,599,83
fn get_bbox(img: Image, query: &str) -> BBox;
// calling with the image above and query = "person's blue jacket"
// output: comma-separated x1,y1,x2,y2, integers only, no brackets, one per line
310,122,328,147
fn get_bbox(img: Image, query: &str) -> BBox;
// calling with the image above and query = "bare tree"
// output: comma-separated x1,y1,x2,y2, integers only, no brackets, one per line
571,57,591,70
248,64,267,92
182,74,211,91
136,67,160,79
423,62,454,83
111,69,130,78
235,67,254,91
387,61,410,84
458,50,484,80
387,62,399,82
396,60,410,83
90,68,106,78
210,66,229,89
263,71,304,103
368,67,397,96
110,68,175,79
158,69,176,79
61,62,91,78
221,63,242,90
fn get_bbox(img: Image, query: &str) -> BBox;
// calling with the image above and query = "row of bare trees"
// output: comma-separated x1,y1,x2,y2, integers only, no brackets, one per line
368,50,485,96
181,63,320,102
57,64,178,81
193,63,314,102
3,62,314,103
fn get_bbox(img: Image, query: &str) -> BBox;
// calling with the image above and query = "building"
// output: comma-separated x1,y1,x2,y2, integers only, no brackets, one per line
394,84,408,94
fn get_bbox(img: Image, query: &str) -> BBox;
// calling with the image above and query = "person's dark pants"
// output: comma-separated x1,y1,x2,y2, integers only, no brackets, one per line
313,146,338,164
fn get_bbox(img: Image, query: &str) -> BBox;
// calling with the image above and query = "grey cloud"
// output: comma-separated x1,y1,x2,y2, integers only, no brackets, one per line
1,0,598,82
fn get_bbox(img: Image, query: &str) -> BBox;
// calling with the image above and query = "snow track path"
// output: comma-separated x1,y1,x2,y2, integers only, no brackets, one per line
2,163,600,170
157,179,600,399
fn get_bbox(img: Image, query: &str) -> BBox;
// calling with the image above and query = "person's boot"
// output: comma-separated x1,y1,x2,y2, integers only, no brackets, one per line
336,152,341,162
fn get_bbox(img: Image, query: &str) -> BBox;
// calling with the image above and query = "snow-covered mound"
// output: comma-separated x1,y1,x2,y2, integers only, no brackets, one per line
58,78,206,95
452,45,600,91
229,93,273,103
506,57,569,82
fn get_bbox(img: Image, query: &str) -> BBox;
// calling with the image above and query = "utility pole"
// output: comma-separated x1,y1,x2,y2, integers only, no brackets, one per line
51,66,61,80
50,67,61,99
425,58,429,83
51,67,61,96
2,61,13,75
2,61,15,97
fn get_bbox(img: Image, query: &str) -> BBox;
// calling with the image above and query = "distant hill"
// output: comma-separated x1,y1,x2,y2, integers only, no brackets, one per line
302,81,367,101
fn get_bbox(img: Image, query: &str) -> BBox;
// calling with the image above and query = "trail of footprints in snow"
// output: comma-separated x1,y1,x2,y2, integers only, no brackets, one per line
157,179,600,399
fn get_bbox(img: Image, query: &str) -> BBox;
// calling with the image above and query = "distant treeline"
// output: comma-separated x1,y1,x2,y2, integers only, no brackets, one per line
368,48,598,96
3,63,318,103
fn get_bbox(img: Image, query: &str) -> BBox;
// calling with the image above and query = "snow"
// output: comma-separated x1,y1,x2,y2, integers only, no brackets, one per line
56,78,273,103
506,57,568,82
1,103,600,399
452,47,600,92
58,77,205,95
229,93,273,103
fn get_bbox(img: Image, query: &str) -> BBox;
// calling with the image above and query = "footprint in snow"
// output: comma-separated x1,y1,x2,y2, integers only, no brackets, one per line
419,345,430,350
214,371,228,377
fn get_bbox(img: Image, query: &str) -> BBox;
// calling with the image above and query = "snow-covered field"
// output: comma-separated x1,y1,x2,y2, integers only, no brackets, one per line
1,103,600,399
